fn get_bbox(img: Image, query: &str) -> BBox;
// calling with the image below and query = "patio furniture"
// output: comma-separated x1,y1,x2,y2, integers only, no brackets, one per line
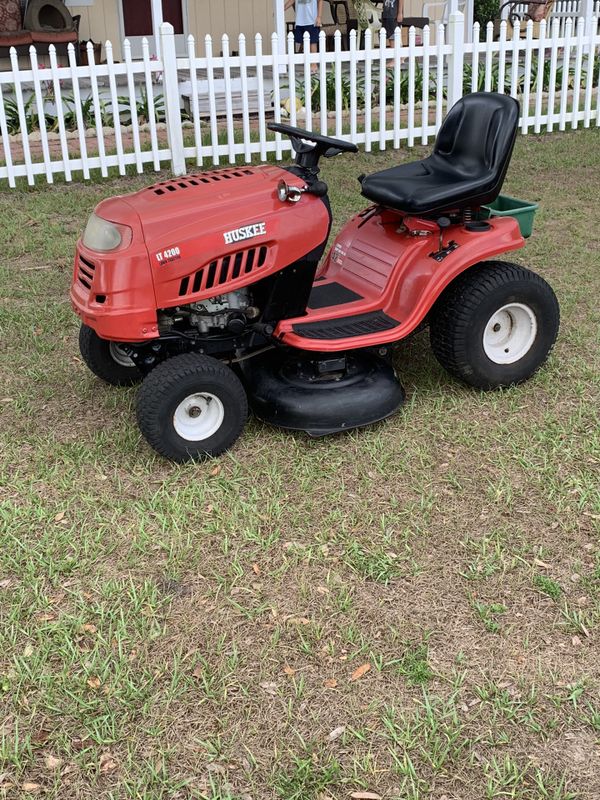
494,0,554,41
495,0,555,37
398,17,429,44
322,0,358,48
421,0,466,24
351,0,382,34
366,1,429,44
0,0,80,61
78,39,102,66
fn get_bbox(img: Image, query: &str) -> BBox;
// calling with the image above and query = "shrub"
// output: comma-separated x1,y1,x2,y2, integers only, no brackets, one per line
474,0,498,26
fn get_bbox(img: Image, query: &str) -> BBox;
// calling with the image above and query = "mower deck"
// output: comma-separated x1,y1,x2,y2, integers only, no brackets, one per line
241,349,405,436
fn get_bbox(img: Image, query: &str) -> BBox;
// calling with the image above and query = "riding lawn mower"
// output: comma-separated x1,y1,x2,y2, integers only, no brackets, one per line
71,92,560,462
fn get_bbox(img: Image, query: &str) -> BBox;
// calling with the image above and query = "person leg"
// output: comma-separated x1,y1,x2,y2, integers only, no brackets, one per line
308,25,319,71
294,24,307,52
383,18,396,65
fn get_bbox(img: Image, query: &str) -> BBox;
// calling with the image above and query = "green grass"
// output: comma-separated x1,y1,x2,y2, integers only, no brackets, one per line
0,128,599,799
534,574,563,600
384,638,434,685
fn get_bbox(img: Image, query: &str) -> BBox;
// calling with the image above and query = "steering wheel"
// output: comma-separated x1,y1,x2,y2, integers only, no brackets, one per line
268,122,358,168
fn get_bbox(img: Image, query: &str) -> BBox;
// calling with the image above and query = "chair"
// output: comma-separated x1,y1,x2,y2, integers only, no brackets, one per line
322,0,358,49
495,0,555,37
356,2,429,45
360,92,520,216
350,0,382,34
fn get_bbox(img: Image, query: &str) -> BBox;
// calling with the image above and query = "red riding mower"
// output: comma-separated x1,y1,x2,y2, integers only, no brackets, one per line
71,92,559,462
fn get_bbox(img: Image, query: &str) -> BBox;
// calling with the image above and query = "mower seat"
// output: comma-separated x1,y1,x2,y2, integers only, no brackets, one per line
360,92,519,216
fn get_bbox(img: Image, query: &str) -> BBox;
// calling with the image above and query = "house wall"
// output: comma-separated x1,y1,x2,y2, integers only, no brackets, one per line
67,0,277,60
67,0,123,57
67,0,120,43
189,0,275,44
66,0,442,62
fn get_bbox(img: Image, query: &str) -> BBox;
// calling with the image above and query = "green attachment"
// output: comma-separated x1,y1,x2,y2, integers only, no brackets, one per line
480,194,539,238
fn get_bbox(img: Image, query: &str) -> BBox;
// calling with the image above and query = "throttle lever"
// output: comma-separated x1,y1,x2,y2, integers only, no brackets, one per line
437,216,451,250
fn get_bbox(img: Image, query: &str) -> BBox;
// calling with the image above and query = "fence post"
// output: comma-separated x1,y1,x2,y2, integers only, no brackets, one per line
464,0,475,41
151,0,164,58
273,0,286,61
581,0,595,34
447,11,465,109
160,22,186,176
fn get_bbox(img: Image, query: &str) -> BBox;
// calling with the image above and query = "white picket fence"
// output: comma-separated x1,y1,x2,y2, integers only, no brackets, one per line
0,12,599,187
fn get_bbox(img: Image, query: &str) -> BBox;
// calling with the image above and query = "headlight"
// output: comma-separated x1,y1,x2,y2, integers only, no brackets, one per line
82,213,132,252
277,179,303,203
277,179,289,202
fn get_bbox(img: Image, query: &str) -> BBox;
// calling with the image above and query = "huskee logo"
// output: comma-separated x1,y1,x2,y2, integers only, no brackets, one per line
223,222,266,245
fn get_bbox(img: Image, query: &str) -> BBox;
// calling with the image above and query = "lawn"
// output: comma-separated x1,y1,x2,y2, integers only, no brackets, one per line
0,128,599,800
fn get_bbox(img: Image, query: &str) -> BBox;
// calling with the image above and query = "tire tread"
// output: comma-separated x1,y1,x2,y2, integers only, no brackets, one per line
79,324,141,386
136,353,248,461
430,261,559,388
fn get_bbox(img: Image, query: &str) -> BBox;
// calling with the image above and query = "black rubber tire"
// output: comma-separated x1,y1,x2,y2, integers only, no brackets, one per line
136,353,248,462
79,324,141,387
429,261,559,389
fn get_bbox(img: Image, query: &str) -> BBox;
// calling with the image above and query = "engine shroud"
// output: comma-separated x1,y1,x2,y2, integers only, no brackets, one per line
126,165,330,308
71,165,330,342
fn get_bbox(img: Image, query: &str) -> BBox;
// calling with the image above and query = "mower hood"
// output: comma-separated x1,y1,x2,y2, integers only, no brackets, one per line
109,165,331,309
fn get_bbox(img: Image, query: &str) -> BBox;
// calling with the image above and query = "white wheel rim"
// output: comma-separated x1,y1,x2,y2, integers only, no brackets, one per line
109,342,135,368
173,392,225,441
483,302,538,365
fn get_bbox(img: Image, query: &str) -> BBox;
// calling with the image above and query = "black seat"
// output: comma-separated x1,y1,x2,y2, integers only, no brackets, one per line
360,92,520,216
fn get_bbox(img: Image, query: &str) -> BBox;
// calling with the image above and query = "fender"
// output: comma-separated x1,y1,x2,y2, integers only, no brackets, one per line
390,216,526,337
275,210,525,351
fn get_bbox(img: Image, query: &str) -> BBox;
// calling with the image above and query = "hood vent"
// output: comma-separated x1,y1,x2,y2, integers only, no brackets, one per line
178,244,268,298
77,255,96,290
153,168,255,196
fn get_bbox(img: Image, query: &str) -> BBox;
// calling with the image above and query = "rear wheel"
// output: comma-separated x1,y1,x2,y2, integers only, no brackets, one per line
429,261,559,389
79,324,141,386
136,353,248,462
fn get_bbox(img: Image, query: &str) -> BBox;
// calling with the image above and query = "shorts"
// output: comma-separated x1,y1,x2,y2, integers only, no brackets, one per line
383,17,401,40
294,24,320,45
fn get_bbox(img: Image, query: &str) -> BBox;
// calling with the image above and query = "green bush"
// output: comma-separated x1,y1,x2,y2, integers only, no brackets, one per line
474,0,498,26
286,71,366,112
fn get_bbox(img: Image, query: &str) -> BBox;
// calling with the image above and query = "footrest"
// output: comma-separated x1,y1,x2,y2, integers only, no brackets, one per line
292,311,400,340
308,281,363,310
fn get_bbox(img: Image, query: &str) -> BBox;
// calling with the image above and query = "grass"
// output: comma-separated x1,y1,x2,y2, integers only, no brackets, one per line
0,127,599,799
534,574,563,600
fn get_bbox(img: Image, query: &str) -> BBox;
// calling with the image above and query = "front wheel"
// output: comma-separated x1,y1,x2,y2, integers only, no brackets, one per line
429,261,559,389
136,353,248,462
79,324,141,386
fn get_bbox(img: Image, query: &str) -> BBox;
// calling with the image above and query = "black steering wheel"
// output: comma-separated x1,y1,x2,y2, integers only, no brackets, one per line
268,122,358,168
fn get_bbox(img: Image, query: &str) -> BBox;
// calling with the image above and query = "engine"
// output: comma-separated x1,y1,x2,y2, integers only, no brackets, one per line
159,288,260,335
